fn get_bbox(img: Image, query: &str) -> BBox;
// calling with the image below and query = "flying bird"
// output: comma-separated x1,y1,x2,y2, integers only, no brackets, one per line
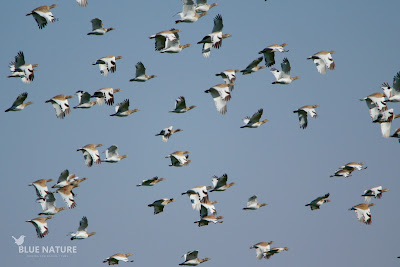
176,0,208,23
305,193,330,210
37,191,66,215
26,5,57,29
159,30,191,53
129,62,156,82
362,186,389,203
26,216,53,238
149,28,181,51
340,162,367,171
52,170,86,189
155,126,183,142
360,93,387,121
381,72,400,102
70,216,96,240
215,69,239,90
264,247,289,259
204,83,232,114
250,241,274,260
92,56,123,76
243,195,267,210
270,58,300,84
5,92,33,112
56,184,80,209
45,94,73,119
293,105,318,129
165,151,191,167
88,18,114,35
110,99,140,117
102,145,128,163
91,88,122,106
77,144,103,167
136,177,165,187
349,203,375,225
240,57,265,75
240,109,268,128
28,179,54,198
209,173,235,192
8,51,39,83
195,0,218,13
170,96,196,113
103,253,134,265
148,198,175,214
373,108,400,138
307,50,336,74
330,169,353,178
258,43,288,67
179,250,210,266
74,91,96,109
194,215,223,227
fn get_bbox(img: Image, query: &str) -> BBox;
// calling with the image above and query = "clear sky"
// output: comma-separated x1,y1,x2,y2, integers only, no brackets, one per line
1,0,400,266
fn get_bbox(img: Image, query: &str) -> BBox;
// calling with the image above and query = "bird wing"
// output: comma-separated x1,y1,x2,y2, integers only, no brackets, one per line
175,96,186,110
207,89,227,114
182,0,196,17
247,195,258,208
202,43,213,58
81,92,91,104
78,216,88,231
116,99,129,113
50,102,66,119
106,145,119,159
247,57,263,69
380,122,392,138
32,13,48,29
200,205,208,218
212,14,223,33
215,173,228,188
211,176,219,188
313,58,326,74
58,191,76,209
82,150,94,167
262,50,275,68
12,92,28,107
135,62,146,77
297,111,308,129
185,250,198,261
91,18,102,30
14,51,26,68
99,63,109,76
393,72,400,94
249,109,263,124
155,36,167,51
189,193,201,210
281,58,291,76
197,0,207,4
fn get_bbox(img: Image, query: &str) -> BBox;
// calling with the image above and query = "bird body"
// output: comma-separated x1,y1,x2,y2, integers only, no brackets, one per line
56,184,79,209
179,250,210,266
74,91,96,109
241,109,268,128
210,173,235,192
176,0,208,23
129,62,156,82
70,216,96,240
258,43,288,67
26,5,57,29
243,195,267,210
307,50,336,74
166,151,191,167
293,105,318,129
8,51,38,83
148,198,175,214
88,18,114,35
102,145,128,163
349,203,375,224
37,191,66,215
92,88,122,106
250,241,274,260
271,58,299,84
330,169,353,178
28,179,54,198
156,126,182,142
362,186,389,203
93,56,123,76
45,94,73,119
241,57,265,75
194,215,223,227
110,99,139,117
305,193,330,210
77,144,103,167
204,83,232,114
26,216,53,238
103,253,134,265
136,177,165,187
170,96,196,113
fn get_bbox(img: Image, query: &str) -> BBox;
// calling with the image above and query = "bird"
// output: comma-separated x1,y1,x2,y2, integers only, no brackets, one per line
165,151,191,167
159,30,191,53
102,145,128,163
258,43,288,67
197,14,231,58
70,216,96,240
330,169,353,178
340,162,367,171
240,57,265,75
204,83,232,114
170,96,196,113
56,184,79,209
215,69,240,90
74,91,96,109
91,88,122,106
362,186,389,203
391,128,400,142
195,0,218,13
26,216,53,238
209,173,235,192
250,241,274,260
307,51,336,74
243,195,267,210
129,62,156,82
52,170,86,188
373,108,400,138
360,93,387,121
28,179,54,198
149,28,181,51
12,235,26,246
5,92,33,112
305,193,330,210
176,0,208,23
179,250,210,266
182,185,211,210
26,5,57,29
148,198,175,214
110,99,140,117
194,215,223,227
240,109,268,128
155,126,183,142
37,191,66,215
293,105,319,129
103,253,134,265
77,144,103,167
270,58,300,84
264,247,289,259
349,203,375,224
87,18,114,35
92,56,123,76
381,72,400,102
45,94,73,119
136,177,165,187
8,51,39,83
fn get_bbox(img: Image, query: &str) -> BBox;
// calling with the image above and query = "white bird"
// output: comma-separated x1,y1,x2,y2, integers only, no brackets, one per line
92,56,123,76
136,177,165,187
195,0,218,13
159,30,191,53
103,253,134,265
56,184,79,209
12,235,26,246
182,185,211,210
373,108,400,138
110,99,140,117
307,50,336,74
270,58,300,84
382,72,400,102
129,62,156,82
102,145,128,163
148,198,175,214
77,144,103,167
250,241,274,260
349,203,375,225
8,51,39,83
204,83,232,114
45,94,73,119
210,173,235,192
264,247,289,259
165,151,191,167
258,43,289,67
194,215,223,227
176,0,208,24
26,5,57,29
340,162,367,171
197,14,231,58
330,169,353,178
215,69,239,90
28,179,54,198
87,18,114,35
91,88,122,106
170,96,196,113
240,57,265,75
200,200,218,218
149,28,181,51
155,126,183,142
305,193,330,210
243,195,267,210
360,93,387,121
26,216,53,238
293,105,319,129
37,191,66,215
179,250,210,266
74,91,96,109
5,92,33,112
52,170,86,189
240,109,268,128
362,186,389,203
70,216,96,240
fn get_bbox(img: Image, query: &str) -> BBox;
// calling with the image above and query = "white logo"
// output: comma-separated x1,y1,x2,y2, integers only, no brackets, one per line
12,235,26,246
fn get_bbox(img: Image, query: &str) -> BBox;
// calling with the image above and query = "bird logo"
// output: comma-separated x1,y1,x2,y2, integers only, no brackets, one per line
12,235,26,246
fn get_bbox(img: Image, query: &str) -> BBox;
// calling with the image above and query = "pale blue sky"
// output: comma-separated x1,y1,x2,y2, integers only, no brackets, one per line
1,0,400,266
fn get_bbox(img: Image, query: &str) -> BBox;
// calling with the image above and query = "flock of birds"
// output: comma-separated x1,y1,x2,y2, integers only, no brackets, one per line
6,0,399,265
